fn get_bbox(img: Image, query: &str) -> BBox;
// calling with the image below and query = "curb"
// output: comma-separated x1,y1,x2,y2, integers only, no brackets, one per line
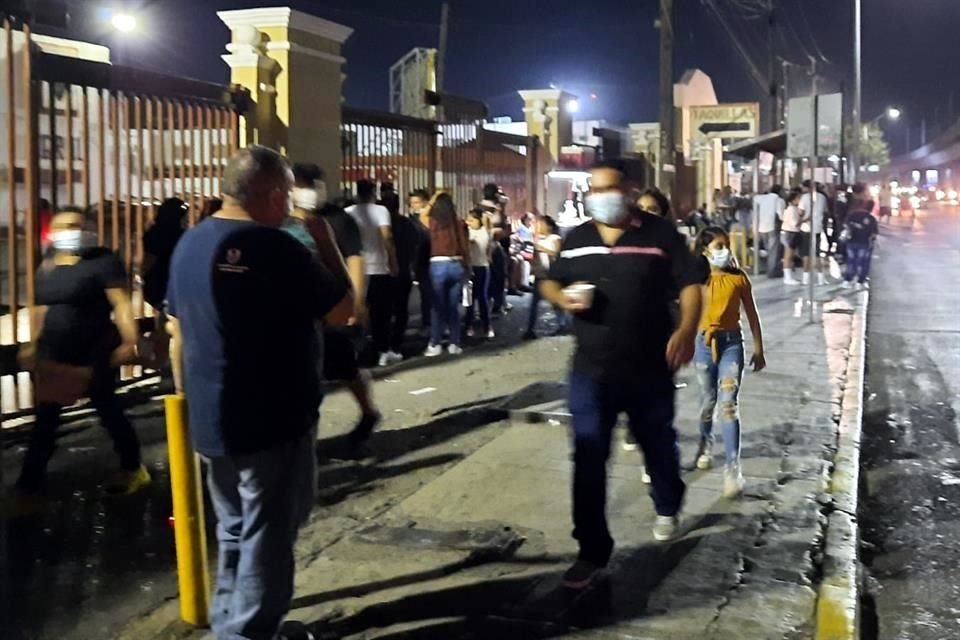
815,290,868,640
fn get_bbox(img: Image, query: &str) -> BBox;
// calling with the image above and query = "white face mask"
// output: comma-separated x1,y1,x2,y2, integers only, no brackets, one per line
708,247,732,268
292,187,318,211
586,192,628,225
49,229,93,252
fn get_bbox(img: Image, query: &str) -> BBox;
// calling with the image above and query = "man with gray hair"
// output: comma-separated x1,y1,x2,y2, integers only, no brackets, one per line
167,145,352,639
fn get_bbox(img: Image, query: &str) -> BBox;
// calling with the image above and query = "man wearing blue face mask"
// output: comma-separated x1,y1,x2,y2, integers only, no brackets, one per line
539,161,708,591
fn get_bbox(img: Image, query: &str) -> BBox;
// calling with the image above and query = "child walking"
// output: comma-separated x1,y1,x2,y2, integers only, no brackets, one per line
693,227,767,498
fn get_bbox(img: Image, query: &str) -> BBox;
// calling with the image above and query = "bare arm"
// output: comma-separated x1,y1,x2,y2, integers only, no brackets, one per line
666,284,702,370
106,287,138,365
741,281,766,371
167,315,184,394
380,225,398,277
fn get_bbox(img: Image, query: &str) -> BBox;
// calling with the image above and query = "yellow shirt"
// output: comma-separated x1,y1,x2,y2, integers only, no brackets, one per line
699,269,750,333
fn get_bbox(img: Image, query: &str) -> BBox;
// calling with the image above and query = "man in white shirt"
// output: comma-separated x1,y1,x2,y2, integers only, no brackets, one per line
799,180,829,285
347,180,398,366
753,186,786,278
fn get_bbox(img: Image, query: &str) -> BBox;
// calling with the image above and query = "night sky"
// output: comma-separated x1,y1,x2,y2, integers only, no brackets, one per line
49,0,960,154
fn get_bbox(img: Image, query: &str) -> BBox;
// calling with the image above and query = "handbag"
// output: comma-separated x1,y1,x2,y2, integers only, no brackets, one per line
34,359,93,406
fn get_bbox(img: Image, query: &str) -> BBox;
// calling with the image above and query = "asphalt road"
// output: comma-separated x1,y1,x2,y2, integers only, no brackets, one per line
860,207,960,639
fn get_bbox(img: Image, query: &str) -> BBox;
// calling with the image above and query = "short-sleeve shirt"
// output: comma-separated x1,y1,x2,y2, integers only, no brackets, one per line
547,213,708,381
166,217,346,457
345,203,391,275
469,227,492,267
800,191,828,234
35,248,127,365
753,193,785,234
700,270,750,332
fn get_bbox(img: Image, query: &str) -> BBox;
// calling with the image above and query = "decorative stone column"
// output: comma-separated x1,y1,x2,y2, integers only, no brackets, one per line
218,7,352,194
519,89,576,163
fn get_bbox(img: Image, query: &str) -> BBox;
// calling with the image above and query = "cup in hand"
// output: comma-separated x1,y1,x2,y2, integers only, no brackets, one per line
563,283,595,310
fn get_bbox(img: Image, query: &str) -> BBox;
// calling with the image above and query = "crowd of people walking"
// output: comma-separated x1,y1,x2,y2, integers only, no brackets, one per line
6,141,890,639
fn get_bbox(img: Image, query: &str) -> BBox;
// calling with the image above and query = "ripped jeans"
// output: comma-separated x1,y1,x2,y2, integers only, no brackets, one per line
694,330,745,467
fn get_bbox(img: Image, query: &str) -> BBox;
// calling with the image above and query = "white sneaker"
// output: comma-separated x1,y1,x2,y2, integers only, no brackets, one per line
466,328,475,338
783,270,800,285
857,281,870,291
723,464,745,499
424,344,443,358
641,469,652,484
447,344,463,356
817,272,827,286
696,453,713,470
387,351,404,364
653,515,680,542
841,280,853,289
377,353,390,367
486,329,496,340
802,272,811,285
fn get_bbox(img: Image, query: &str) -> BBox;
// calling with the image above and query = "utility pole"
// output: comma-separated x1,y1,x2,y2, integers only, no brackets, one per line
808,59,818,323
767,0,777,131
658,0,674,192
851,0,862,182
436,2,449,94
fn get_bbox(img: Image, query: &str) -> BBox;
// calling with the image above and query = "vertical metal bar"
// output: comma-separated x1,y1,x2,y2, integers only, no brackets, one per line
23,24,37,308
201,104,211,203
98,89,106,242
135,95,145,317
176,101,185,202
185,102,195,224
228,108,237,154
5,18,19,355
124,94,133,271
145,97,155,221
112,92,121,251
216,108,225,186
159,99,168,201
65,84,74,204
47,82,57,211
81,86,90,205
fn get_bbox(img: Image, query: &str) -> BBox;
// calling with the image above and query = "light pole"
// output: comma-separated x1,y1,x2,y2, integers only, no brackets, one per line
851,0,862,183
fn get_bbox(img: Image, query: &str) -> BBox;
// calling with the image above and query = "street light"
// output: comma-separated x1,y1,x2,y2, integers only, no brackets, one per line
887,107,902,121
566,99,580,114
110,11,137,33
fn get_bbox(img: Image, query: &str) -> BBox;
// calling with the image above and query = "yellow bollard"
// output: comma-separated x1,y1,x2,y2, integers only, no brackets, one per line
164,394,211,627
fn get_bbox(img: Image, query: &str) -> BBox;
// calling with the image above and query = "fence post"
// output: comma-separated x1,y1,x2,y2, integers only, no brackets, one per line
163,395,211,627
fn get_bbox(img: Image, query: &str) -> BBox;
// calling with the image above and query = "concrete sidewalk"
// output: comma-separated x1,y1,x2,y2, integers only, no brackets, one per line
121,278,864,640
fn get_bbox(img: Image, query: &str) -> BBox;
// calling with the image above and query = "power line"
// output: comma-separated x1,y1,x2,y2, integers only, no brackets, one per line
793,0,831,63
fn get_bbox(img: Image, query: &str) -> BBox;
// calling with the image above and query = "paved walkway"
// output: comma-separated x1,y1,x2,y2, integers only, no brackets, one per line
116,277,862,640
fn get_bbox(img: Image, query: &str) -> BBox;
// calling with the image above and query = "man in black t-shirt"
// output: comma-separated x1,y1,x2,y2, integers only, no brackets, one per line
167,147,351,639
540,161,707,591
409,189,433,330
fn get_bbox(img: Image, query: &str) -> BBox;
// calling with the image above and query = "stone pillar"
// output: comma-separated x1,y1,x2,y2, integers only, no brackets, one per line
218,7,352,194
519,89,576,163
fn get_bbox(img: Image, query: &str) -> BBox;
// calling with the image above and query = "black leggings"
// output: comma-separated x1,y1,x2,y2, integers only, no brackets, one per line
366,274,394,355
17,365,141,491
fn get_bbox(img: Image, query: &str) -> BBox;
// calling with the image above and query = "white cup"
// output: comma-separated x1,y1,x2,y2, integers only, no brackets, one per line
563,283,596,309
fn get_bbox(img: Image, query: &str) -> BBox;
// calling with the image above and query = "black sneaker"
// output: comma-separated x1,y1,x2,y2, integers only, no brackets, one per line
522,331,538,341
348,412,382,446
562,559,604,590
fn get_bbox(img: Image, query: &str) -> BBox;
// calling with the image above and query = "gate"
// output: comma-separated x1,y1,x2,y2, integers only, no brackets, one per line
1,20,246,417
341,106,538,217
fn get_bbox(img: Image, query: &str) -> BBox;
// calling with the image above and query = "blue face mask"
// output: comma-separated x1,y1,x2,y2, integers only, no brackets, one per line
708,248,732,268
586,192,628,225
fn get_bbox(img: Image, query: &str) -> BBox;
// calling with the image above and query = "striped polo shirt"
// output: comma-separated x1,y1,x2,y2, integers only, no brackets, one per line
547,212,708,380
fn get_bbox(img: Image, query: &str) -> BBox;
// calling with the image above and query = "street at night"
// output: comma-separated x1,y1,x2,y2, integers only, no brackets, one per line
3,1,960,639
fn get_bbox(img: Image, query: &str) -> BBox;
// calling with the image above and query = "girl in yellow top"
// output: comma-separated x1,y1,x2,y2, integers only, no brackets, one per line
693,227,766,499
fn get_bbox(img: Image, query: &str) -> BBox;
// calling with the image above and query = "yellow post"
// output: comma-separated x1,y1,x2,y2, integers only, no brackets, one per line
164,394,211,627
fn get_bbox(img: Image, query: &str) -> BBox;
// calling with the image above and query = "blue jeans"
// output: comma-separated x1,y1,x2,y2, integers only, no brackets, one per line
429,260,465,347
205,426,316,640
464,265,491,332
526,282,570,335
844,242,873,283
694,331,745,467
568,370,685,566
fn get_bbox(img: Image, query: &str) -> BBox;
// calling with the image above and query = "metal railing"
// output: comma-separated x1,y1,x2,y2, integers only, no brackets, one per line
1,20,244,417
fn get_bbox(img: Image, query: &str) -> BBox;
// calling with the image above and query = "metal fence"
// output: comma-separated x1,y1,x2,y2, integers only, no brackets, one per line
1,20,244,416
341,107,538,216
